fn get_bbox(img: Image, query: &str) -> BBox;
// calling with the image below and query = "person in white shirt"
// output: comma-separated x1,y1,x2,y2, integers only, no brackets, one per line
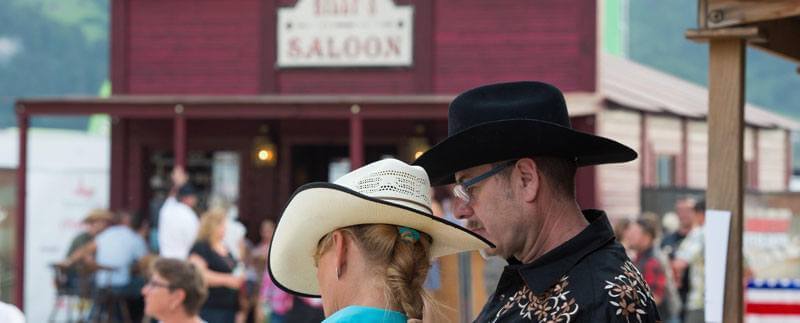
158,167,200,259
0,270,25,323
0,302,24,323
62,211,150,322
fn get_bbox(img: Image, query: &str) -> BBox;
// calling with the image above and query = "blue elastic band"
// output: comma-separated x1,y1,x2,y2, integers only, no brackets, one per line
398,227,421,242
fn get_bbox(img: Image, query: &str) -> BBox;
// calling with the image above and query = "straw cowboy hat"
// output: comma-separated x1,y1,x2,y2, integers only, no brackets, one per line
413,81,637,185
269,158,493,297
82,208,113,223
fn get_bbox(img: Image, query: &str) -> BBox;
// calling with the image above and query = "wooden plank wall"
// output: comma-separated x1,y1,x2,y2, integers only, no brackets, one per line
758,129,788,191
646,115,682,156
596,109,641,219
121,0,598,95
686,121,709,189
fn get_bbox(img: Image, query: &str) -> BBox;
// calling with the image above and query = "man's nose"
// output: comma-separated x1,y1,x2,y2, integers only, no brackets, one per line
452,199,473,220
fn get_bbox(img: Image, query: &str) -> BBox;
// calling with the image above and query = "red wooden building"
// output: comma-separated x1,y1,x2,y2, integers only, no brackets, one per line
15,0,599,310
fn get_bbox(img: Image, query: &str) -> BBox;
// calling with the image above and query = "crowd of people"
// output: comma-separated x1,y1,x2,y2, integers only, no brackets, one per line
58,166,325,323
50,81,678,322
615,197,748,323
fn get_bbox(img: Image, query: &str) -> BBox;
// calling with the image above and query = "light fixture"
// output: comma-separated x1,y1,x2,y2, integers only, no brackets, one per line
253,125,277,167
406,124,430,162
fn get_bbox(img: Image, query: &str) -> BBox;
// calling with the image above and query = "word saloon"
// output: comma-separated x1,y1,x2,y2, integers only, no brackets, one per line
277,0,413,67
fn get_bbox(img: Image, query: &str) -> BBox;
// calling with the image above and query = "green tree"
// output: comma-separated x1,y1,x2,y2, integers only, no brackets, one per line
628,0,800,121
0,0,108,129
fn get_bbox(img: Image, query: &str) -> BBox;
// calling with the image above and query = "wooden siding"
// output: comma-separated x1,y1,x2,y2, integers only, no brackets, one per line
758,129,787,191
572,116,598,209
744,127,755,160
596,109,641,219
126,0,263,94
646,115,682,155
119,0,597,95
432,0,596,93
686,120,709,189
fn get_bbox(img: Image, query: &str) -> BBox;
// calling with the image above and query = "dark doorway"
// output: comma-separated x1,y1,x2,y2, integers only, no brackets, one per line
290,144,398,191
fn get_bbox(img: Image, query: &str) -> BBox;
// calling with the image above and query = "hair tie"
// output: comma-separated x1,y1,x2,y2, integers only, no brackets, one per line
398,227,420,242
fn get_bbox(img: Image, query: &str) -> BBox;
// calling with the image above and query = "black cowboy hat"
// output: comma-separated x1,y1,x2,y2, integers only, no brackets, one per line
413,81,637,185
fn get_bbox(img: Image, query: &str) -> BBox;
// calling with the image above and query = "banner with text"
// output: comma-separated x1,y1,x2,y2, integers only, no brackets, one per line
277,0,414,67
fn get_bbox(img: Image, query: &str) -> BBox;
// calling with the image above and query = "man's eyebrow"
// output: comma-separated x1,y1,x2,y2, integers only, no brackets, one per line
454,172,469,184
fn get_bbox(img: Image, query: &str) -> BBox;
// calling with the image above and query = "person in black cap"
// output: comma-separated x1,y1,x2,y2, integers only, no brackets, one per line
414,81,661,322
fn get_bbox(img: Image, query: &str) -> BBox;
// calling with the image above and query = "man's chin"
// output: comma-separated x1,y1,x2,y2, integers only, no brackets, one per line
479,246,506,260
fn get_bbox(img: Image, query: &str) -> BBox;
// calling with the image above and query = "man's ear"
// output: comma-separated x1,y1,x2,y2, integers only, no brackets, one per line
332,230,348,277
171,288,187,310
515,158,540,203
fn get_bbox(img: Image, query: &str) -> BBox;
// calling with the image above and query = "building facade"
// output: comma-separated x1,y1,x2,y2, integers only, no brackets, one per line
14,0,798,316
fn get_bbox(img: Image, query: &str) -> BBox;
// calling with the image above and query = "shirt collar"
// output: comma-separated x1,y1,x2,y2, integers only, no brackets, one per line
506,209,616,294
322,306,407,323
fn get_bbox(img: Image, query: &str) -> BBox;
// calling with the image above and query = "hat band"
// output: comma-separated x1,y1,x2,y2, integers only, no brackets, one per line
371,196,433,214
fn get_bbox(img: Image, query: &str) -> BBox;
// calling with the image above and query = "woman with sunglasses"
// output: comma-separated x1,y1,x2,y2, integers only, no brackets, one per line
141,258,208,323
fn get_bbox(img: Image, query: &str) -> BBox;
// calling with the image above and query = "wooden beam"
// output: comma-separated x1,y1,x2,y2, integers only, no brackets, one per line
686,26,764,42
707,38,746,323
349,105,364,169
174,107,187,168
750,17,800,63
705,0,800,28
699,0,709,29
110,118,128,210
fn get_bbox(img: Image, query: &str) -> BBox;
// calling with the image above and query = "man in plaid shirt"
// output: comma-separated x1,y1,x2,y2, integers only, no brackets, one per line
630,217,669,315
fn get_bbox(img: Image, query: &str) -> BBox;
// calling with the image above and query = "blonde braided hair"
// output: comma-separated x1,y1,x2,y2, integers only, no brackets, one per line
314,224,433,319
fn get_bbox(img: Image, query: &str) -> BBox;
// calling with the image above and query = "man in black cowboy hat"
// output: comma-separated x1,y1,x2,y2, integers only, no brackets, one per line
415,81,661,322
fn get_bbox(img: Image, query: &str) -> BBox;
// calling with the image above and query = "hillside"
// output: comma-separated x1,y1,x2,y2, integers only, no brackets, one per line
0,0,107,129
628,0,800,121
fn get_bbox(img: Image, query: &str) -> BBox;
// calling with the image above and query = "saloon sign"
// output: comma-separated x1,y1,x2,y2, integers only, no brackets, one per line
277,0,414,67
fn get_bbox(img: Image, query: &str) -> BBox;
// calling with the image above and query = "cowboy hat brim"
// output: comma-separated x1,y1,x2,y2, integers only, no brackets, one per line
268,182,494,298
414,119,637,185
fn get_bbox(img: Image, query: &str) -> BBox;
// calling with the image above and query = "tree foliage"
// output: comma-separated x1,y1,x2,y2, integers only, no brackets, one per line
0,0,108,129
629,0,800,121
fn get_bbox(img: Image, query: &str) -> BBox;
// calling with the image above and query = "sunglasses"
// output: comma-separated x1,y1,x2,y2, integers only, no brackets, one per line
144,280,175,290
452,160,517,203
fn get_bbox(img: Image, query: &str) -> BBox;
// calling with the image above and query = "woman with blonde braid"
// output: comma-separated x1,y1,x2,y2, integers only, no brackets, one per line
268,159,492,322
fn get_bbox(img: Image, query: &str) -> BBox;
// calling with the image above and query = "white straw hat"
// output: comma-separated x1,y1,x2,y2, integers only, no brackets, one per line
268,158,493,297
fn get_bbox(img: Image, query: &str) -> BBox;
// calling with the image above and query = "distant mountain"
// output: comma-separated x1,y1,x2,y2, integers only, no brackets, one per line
0,0,108,129
628,0,800,122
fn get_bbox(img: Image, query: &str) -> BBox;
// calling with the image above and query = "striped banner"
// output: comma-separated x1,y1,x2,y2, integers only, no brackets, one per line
746,280,800,322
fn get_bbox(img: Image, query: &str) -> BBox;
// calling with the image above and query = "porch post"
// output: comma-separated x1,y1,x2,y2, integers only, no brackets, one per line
349,105,364,169
15,108,28,309
707,38,745,323
174,105,187,168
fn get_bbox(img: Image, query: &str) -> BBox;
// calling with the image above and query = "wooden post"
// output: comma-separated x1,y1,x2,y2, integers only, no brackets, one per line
110,118,128,210
707,38,745,323
174,105,187,168
349,105,364,169
15,110,28,309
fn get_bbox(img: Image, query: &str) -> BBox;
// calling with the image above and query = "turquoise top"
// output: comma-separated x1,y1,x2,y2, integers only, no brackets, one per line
322,305,408,323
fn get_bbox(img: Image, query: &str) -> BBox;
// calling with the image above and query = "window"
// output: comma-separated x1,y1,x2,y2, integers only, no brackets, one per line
655,155,676,187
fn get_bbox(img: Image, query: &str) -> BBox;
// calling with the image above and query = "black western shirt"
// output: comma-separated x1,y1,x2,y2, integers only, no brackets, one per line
475,210,662,323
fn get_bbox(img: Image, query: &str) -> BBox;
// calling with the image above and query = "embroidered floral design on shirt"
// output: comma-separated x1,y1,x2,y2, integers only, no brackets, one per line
493,276,579,322
605,261,656,323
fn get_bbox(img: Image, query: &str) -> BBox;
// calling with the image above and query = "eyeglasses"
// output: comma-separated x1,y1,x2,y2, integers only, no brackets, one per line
452,160,517,203
144,280,174,290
